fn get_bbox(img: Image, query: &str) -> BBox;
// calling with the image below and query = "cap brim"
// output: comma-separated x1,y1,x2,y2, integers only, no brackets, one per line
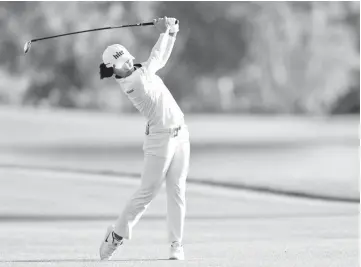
113,55,135,69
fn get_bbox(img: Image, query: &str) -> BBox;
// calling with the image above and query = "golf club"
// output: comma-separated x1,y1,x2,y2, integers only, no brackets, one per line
23,21,160,54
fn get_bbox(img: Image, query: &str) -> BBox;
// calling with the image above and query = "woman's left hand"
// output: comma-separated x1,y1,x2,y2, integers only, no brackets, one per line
153,16,168,32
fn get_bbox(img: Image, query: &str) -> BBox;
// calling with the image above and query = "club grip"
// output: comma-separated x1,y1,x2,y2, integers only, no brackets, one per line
141,22,155,26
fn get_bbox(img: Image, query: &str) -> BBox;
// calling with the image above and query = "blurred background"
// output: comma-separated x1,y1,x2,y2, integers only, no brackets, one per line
0,1,359,114
0,1,359,201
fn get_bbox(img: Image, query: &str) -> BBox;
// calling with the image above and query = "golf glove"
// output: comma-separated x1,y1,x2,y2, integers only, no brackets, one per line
154,17,168,32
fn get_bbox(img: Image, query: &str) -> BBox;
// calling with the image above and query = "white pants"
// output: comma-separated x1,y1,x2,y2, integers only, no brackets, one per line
114,126,190,243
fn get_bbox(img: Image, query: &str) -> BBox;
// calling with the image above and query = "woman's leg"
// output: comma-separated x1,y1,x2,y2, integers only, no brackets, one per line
114,153,174,239
165,139,190,243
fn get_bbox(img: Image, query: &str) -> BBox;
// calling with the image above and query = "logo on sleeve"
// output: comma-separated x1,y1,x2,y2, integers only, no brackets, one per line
126,88,134,94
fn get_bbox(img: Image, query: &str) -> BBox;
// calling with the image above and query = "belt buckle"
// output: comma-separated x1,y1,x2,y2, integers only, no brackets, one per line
172,126,180,137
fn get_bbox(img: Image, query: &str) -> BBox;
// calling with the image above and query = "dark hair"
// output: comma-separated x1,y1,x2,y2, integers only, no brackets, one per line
99,63,114,79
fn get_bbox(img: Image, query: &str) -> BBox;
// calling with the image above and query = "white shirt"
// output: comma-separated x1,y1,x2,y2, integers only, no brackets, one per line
115,28,184,131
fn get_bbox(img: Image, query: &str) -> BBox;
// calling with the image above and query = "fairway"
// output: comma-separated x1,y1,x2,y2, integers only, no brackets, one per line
0,168,358,267
0,108,359,266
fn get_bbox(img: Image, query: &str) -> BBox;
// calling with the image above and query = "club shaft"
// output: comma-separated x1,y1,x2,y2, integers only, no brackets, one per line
31,22,154,43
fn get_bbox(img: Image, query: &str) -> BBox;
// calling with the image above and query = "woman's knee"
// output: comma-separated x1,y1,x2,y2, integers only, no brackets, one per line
135,184,160,200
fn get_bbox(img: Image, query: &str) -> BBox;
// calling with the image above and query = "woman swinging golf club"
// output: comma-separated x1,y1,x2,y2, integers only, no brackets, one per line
99,17,190,261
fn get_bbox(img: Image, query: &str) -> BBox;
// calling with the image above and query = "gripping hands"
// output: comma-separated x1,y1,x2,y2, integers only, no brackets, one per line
145,16,178,73
153,16,179,34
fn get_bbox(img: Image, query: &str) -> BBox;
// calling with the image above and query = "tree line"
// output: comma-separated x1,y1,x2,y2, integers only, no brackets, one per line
0,1,359,114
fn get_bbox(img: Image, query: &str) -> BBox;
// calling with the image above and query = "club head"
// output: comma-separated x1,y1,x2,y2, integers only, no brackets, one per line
24,41,32,54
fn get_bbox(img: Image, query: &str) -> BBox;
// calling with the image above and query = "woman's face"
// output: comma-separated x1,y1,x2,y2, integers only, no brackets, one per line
114,58,134,77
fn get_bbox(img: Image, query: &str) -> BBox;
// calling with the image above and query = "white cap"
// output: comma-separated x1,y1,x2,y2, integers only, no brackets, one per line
102,44,135,68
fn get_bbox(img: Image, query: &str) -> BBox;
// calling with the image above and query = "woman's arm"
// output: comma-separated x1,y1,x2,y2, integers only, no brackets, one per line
160,29,178,67
144,17,178,74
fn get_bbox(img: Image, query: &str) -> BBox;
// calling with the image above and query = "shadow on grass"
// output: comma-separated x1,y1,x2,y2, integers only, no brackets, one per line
0,258,170,263
0,212,357,223
0,163,358,203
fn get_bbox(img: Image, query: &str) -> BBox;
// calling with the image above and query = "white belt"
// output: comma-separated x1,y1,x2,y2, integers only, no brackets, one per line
146,125,184,136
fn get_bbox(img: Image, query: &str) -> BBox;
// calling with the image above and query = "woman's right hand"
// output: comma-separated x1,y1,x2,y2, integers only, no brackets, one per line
167,18,179,34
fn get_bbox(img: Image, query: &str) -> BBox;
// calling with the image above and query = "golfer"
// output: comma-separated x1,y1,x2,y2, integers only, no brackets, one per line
99,17,190,261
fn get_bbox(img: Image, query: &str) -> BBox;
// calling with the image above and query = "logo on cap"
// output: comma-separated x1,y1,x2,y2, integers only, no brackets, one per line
113,51,124,59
